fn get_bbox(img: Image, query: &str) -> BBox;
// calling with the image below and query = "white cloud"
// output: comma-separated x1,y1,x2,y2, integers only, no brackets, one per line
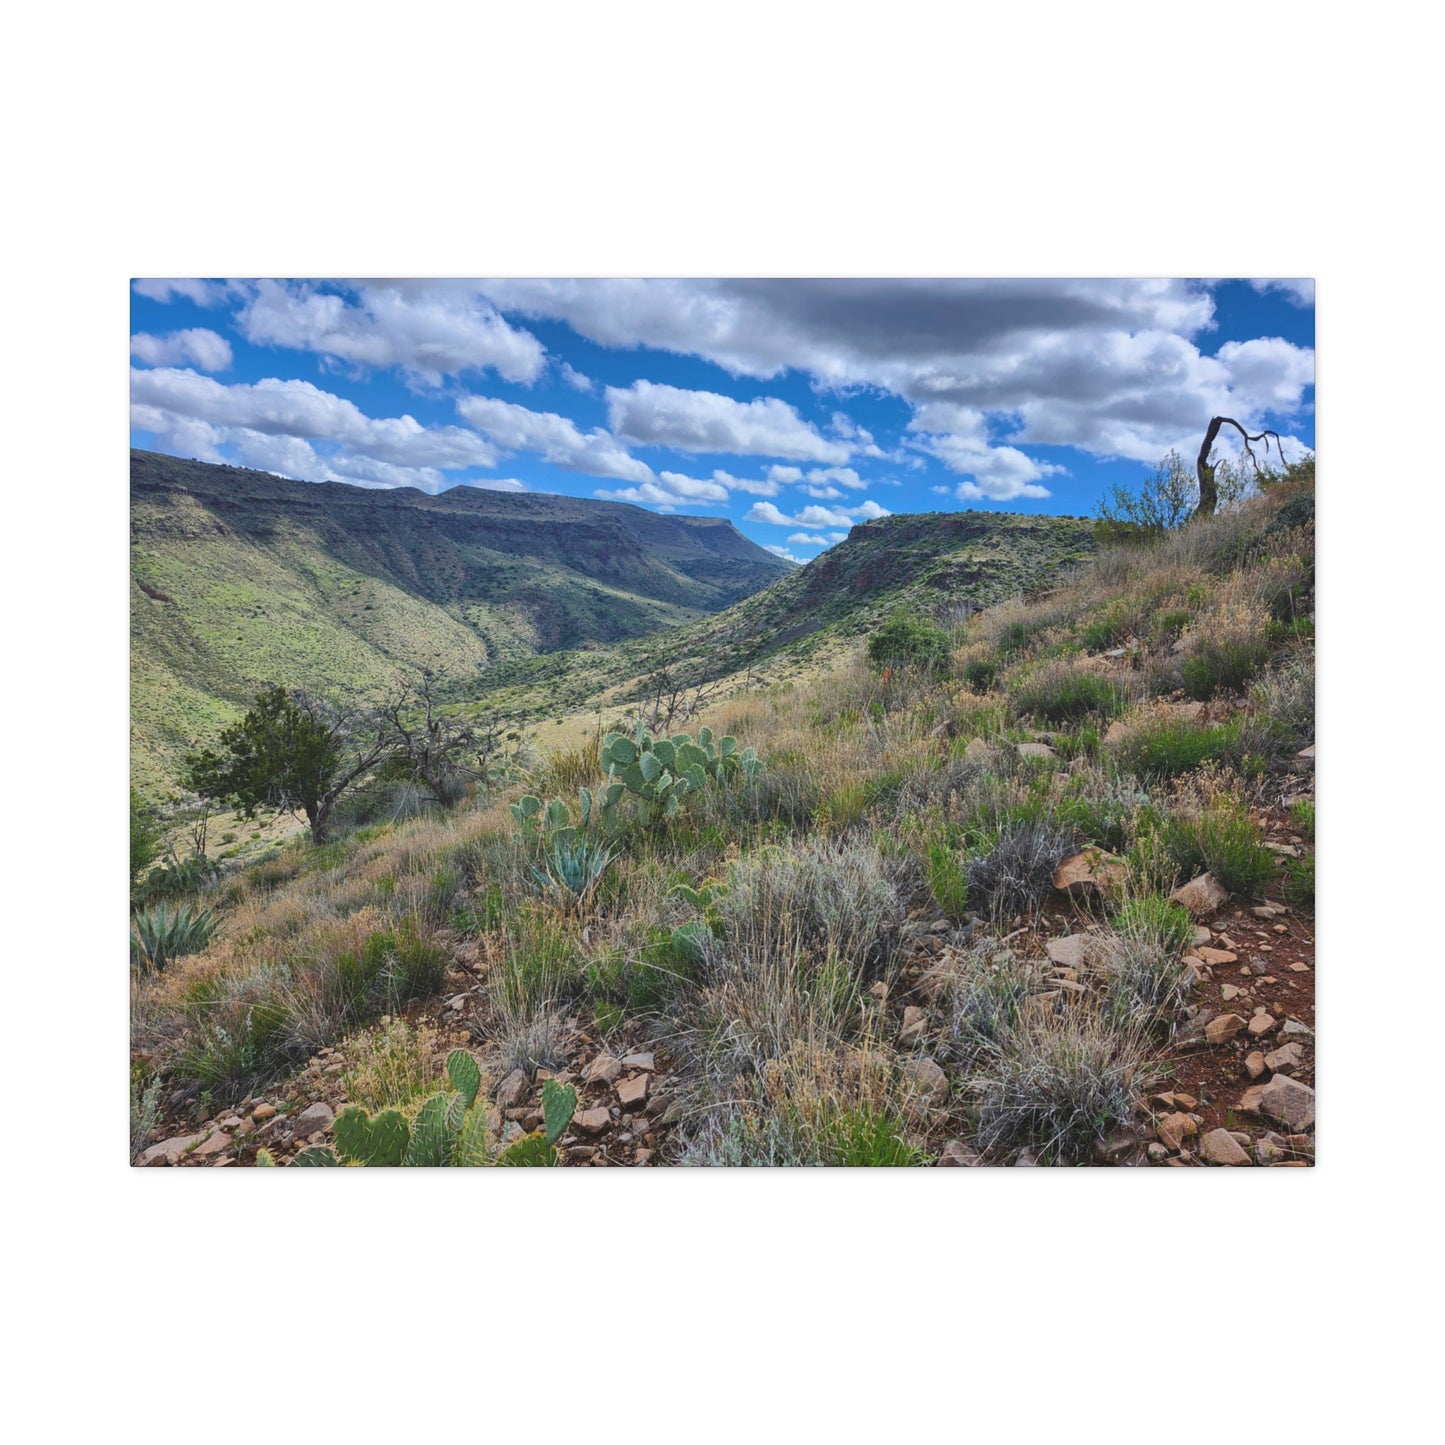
801,485,843,499
1249,279,1315,306
767,465,803,483
456,394,651,482
605,379,851,463
763,544,804,563
805,466,866,490
787,532,831,546
827,532,848,542
559,361,594,391
130,328,233,371
132,278,235,307
745,499,890,528
238,280,547,385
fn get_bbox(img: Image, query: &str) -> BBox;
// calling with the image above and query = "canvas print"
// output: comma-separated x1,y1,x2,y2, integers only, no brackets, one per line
129,279,1315,1167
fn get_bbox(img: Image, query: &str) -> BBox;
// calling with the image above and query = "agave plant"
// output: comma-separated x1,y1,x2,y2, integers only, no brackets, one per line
131,902,220,974
530,836,614,908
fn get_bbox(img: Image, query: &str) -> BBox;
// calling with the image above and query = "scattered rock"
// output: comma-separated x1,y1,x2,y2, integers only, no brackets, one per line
1264,1042,1305,1073
582,1054,622,1087
1237,1084,1267,1115
1281,1019,1314,1040
1245,1051,1268,1080
495,1068,529,1107
293,1102,334,1138
964,737,991,761
250,1103,277,1124
1156,1112,1198,1151
938,1139,983,1167
898,1005,928,1047
621,1051,656,1072
1199,1128,1252,1166
1045,934,1094,969
1205,1013,1248,1045
1221,983,1244,1002
1198,947,1239,965
574,1108,612,1137
616,1074,651,1110
1255,1138,1286,1165
1015,742,1056,760
634,1149,654,1166
1146,1142,1169,1162
901,1057,949,1102
1260,1075,1315,1131
139,1134,202,1166
1247,1013,1278,1036
192,1130,232,1157
1052,848,1127,896
1170,873,1229,917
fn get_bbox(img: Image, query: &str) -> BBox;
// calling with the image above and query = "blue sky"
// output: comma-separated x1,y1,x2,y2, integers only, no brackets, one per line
130,279,1314,564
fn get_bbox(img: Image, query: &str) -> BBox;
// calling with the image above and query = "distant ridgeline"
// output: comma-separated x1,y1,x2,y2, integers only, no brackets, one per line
129,450,792,797
450,508,1102,721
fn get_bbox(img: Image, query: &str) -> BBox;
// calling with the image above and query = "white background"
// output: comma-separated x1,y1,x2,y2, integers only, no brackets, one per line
2,4,1435,1441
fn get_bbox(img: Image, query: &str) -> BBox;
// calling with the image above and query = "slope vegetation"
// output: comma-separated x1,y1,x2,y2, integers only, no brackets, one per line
130,451,792,795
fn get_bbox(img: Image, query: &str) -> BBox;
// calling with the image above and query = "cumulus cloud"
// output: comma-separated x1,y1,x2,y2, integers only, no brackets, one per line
787,532,831,546
805,466,866,490
745,499,890,528
801,485,844,499
763,544,804,563
130,328,233,371
238,280,547,386
456,394,652,482
1249,279,1315,306
559,361,594,391
132,278,236,307
767,465,803,483
605,380,851,463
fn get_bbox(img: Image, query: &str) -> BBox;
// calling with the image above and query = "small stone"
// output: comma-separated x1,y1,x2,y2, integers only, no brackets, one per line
1255,1138,1285,1165
634,1149,654,1166
251,1103,277,1123
139,1133,203,1166
1015,742,1056,759
1146,1142,1169,1162
582,1053,622,1086
620,1051,656,1072
567,1144,597,1163
1264,1042,1305,1073
1156,1112,1198,1151
1237,1085,1267,1115
938,1139,983,1167
898,1005,928,1047
1052,848,1127,896
1205,1013,1248,1045
293,1102,334,1137
1170,873,1230,917
901,1057,949,1102
1260,1074,1315,1131
1045,934,1092,969
1199,1128,1252,1166
574,1108,612,1137
1281,1019,1315,1039
495,1068,529,1107
1198,947,1238,965
1245,1051,1268,1080
1221,984,1243,1001
1248,1013,1278,1036
616,1073,651,1110
192,1130,232,1157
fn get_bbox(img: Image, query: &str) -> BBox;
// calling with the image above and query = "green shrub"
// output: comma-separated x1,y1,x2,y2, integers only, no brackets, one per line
1181,637,1271,699
867,607,952,673
813,1105,929,1167
1109,715,1242,778
1289,799,1316,838
1011,663,1123,724
959,651,1000,691
130,789,164,886
1283,853,1314,912
966,820,1076,919
925,840,969,922
131,902,220,974
1112,894,1195,953
1145,798,1276,897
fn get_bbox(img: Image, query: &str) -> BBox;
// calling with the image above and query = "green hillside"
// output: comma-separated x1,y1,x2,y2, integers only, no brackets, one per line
130,450,792,796
453,508,1101,720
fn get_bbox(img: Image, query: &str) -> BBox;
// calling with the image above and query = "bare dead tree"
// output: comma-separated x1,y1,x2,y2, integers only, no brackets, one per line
380,673,514,807
636,663,727,733
1196,416,1287,519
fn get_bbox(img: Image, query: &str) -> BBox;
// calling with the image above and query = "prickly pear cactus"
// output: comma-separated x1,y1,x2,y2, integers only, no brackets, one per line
333,1105,410,1166
291,1145,340,1166
495,1132,559,1166
541,1078,578,1145
404,1093,457,1167
446,1049,482,1110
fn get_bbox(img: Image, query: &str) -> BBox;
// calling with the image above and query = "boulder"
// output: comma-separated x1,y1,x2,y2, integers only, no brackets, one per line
1170,873,1230,917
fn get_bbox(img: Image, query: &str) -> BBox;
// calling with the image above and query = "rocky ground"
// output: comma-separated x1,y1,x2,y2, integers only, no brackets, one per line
139,757,1316,1170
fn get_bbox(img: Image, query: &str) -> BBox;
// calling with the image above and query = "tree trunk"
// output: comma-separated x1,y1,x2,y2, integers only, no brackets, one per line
1195,416,1286,520
309,800,333,845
